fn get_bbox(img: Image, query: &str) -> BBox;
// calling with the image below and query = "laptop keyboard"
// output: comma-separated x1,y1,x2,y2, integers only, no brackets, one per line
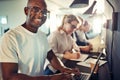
73,72,90,80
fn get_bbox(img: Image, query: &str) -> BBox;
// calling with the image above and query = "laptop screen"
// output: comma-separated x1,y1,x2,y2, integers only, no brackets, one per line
90,49,103,76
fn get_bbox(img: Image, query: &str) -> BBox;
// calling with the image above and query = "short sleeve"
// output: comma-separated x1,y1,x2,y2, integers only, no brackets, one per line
0,34,18,63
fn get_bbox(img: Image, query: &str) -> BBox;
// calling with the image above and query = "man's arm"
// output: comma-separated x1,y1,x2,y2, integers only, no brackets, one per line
47,50,80,74
1,50,79,80
1,62,74,80
1,63,50,80
47,50,65,72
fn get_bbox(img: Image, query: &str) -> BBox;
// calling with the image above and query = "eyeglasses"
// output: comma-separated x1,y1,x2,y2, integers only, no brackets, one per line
69,23,76,29
28,6,49,16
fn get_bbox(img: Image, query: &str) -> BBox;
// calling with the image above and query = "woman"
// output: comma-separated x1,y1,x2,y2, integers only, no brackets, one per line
44,14,81,75
74,18,93,53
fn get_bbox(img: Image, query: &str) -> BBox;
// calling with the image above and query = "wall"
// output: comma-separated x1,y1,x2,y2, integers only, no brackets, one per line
0,0,27,79
104,0,113,19
104,0,120,80
0,0,27,29
111,12,120,80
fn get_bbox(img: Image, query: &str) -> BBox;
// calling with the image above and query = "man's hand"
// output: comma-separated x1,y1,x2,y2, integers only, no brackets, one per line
50,67,80,80
50,73,72,80
60,67,80,75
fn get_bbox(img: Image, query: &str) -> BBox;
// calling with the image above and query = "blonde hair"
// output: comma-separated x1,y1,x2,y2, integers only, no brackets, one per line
58,14,79,31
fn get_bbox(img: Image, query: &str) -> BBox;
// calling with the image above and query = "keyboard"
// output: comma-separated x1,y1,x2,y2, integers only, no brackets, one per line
72,72,90,80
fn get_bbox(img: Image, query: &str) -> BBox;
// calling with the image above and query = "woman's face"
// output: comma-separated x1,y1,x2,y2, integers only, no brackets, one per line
64,20,78,35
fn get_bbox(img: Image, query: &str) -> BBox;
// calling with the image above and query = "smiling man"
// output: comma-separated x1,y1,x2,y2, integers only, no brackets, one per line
0,0,80,80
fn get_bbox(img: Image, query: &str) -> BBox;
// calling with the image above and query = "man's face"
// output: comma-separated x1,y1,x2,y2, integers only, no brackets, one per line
26,0,48,28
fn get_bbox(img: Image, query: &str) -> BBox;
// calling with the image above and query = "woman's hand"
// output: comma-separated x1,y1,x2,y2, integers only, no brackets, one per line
88,43,93,50
63,51,80,59
79,45,91,52
72,52,80,59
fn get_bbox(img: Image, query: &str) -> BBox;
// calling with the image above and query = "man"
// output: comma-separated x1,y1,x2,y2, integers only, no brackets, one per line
72,17,93,52
0,0,79,80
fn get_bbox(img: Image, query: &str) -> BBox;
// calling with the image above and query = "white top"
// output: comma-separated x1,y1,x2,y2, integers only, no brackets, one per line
75,30,87,42
48,30,80,60
0,26,50,76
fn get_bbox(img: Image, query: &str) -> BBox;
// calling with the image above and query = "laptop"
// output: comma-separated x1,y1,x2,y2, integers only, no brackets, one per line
72,48,103,80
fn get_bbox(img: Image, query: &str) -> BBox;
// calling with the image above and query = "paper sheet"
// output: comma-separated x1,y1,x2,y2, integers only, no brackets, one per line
77,61,91,67
85,58,107,66
77,58,107,67
70,54,89,61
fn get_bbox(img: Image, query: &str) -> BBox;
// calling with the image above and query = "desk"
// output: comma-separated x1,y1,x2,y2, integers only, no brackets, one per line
64,53,111,80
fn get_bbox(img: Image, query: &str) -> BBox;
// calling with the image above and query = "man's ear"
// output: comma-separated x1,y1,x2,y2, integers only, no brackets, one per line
24,7,29,15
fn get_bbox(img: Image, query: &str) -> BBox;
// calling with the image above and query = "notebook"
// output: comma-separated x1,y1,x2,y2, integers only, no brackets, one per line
70,53,89,61
72,49,103,80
